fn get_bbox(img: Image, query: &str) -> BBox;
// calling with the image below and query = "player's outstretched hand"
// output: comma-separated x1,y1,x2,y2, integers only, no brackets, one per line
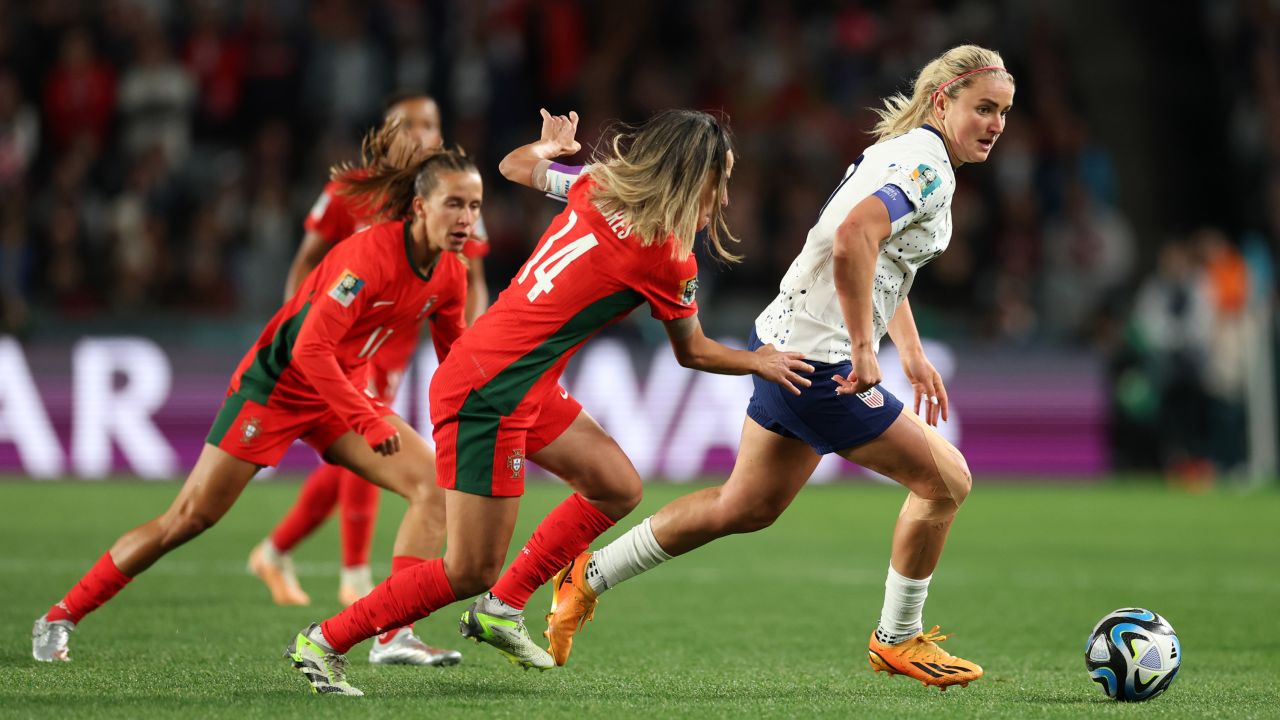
833,346,881,397
373,432,402,457
753,343,814,396
538,108,581,157
900,349,949,425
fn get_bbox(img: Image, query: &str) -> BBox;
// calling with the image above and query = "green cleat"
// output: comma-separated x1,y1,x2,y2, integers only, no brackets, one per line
459,599,554,671
285,623,364,696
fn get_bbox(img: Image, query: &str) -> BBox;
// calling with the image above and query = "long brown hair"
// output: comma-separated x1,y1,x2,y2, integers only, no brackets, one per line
589,110,738,262
334,124,476,221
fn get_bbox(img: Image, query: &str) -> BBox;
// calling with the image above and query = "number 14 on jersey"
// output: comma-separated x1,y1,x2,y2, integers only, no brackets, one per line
518,210,598,301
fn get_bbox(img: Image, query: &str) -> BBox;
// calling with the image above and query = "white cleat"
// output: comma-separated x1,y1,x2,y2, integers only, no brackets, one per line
368,627,462,666
32,615,74,662
285,623,363,696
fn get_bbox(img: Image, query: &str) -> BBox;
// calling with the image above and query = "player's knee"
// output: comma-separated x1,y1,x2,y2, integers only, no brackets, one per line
720,499,784,535
445,558,503,597
160,509,216,547
900,493,956,525
947,454,973,507
576,467,642,521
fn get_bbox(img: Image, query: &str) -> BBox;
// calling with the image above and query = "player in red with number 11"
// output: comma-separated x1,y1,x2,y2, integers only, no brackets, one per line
32,150,481,693
285,109,815,695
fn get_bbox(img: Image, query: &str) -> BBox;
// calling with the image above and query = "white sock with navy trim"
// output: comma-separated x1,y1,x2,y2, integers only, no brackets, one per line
875,564,930,645
586,517,673,595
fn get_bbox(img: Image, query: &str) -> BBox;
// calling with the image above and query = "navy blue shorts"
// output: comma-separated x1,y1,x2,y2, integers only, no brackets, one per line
746,329,903,454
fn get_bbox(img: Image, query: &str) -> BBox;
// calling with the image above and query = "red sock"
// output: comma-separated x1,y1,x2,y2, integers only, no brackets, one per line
270,463,342,552
384,555,424,632
491,493,615,610
46,552,132,624
339,470,380,568
320,557,454,653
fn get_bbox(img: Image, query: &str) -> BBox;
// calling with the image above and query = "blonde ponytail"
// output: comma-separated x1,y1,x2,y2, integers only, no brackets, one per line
871,45,1014,142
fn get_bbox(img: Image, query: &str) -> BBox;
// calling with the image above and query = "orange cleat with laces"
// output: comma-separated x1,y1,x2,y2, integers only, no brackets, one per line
247,542,311,607
867,626,983,690
543,551,598,666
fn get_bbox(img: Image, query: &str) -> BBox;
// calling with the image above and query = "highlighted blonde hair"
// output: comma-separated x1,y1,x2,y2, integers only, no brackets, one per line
588,109,739,262
871,45,1014,142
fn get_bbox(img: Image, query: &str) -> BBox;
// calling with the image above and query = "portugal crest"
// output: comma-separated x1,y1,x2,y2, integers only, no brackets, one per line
506,448,525,479
240,417,262,444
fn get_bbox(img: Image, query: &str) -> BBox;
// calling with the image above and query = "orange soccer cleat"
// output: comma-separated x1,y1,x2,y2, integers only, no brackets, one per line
543,551,598,666
867,626,984,690
247,542,311,606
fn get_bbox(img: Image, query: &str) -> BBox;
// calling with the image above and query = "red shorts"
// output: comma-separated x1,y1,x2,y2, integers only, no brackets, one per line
431,379,582,497
205,391,389,467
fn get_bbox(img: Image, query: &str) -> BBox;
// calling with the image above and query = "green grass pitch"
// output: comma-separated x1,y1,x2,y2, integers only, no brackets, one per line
2,478,1278,719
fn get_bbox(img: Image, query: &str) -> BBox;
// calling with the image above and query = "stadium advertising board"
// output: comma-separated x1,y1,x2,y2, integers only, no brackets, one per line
0,336,1106,480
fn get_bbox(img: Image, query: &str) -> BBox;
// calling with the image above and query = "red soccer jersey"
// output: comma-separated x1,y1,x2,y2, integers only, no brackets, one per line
303,173,487,401
229,220,467,442
304,178,375,247
442,174,698,414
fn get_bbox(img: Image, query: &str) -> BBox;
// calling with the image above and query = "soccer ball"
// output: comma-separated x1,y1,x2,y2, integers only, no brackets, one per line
1085,608,1181,702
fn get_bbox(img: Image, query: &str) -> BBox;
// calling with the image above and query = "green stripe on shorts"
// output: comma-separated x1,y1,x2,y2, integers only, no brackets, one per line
206,392,248,446
455,389,502,496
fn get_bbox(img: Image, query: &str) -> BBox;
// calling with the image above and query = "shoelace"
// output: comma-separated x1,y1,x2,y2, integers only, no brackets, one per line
325,652,349,684
899,626,955,661
920,626,951,644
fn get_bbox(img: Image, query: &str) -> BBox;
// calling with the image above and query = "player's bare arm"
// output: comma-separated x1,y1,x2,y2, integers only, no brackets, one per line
886,298,949,425
284,230,332,301
661,314,814,395
831,195,891,396
498,109,582,191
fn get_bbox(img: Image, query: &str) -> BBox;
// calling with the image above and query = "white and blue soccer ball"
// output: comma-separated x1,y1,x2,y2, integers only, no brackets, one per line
1085,608,1181,702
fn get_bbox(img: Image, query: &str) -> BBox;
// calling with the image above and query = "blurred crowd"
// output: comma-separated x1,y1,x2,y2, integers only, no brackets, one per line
0,0,1276,476
1106,1,1279,479
0,0,1144,332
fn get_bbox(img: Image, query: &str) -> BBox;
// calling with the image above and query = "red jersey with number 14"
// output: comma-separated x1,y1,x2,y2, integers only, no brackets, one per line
438,174,699,415
229,220,466,442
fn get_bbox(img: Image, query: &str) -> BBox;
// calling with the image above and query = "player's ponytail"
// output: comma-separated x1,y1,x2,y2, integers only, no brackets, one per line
335,128,475,222
871,45,1014,142
589,109,740,263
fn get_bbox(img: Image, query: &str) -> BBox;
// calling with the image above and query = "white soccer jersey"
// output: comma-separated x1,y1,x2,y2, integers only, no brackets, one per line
755,125,956,363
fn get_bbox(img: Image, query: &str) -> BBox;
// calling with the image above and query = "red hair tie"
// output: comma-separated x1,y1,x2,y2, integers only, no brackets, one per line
932,65,1006,102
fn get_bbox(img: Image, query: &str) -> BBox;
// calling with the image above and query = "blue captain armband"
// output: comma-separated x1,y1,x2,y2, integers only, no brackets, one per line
872,184,915,223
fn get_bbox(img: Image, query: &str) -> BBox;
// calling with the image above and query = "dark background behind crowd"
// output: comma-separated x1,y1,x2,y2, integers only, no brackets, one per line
0,0,1277,480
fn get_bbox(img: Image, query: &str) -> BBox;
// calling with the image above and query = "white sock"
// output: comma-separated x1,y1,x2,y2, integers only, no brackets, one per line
340,565,372,592
309,624,334,651
479,591,524,618
586,517,673,595
262,539,284,561
875,564,931,645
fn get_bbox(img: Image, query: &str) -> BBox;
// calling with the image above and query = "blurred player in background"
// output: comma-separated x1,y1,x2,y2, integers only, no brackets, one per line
545,46,1014,691
284,109,814,695
247,95,488,639
32,150,480,689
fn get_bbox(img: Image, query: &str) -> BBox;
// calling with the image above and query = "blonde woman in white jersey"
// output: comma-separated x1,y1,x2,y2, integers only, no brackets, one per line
541,46,1014,690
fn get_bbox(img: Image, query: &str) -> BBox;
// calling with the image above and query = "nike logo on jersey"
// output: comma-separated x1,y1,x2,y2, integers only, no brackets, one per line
372,300,395,307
